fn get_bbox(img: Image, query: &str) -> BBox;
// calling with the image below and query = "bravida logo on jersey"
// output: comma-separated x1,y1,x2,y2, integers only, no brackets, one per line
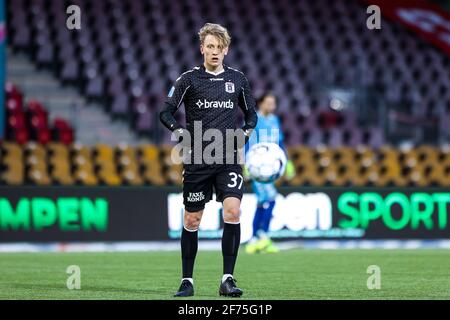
196,99,234,109
225,82,235,93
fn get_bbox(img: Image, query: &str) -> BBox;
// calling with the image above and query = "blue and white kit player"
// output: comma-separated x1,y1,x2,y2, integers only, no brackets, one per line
244,92,295,254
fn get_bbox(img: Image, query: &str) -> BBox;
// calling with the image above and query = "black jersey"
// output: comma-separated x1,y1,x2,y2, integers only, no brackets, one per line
160,64,258,165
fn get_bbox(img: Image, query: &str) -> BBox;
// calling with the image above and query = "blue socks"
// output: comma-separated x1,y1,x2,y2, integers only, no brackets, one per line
252,200,276,237
261,201,276,233
252,206,265,237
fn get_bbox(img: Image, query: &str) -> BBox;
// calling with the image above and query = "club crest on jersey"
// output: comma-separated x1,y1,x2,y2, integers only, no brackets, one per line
225,82,235,93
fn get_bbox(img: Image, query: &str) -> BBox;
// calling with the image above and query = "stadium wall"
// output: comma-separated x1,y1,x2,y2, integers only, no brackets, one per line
0,187,449,243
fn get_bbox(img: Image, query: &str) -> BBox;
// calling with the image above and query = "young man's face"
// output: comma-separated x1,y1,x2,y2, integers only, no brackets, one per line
200,34,228,70
260,95,277,114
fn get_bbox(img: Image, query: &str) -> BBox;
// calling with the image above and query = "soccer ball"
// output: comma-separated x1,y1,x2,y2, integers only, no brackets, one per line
246,142,287,183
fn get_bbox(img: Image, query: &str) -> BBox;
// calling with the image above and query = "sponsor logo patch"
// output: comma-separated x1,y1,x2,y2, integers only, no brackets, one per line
187,191,205,202
196,99,234,109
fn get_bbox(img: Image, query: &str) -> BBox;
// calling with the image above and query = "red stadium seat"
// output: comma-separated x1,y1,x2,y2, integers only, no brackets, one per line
8,113,27,130
27,100,46,115
53,118,71,130
30,113,49,129
59,128,74,145
14,129,29,145
37,128,52,145
5,82,23,107
6,97,23,114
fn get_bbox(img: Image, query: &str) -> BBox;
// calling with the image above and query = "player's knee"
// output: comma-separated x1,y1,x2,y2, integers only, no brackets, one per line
184,211,202,230
223,207,240,223
184,217,200,231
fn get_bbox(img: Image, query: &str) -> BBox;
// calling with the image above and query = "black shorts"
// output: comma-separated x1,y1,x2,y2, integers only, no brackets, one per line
183,164,244,212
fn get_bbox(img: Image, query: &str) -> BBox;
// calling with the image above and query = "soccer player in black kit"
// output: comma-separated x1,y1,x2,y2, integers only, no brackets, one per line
159,23,258,297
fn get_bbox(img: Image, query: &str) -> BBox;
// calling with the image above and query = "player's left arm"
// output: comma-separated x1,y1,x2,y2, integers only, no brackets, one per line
238,75,258,142
238,75,257,177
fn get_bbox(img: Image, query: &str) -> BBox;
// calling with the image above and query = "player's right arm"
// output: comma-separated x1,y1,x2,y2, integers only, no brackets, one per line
159,73,191,132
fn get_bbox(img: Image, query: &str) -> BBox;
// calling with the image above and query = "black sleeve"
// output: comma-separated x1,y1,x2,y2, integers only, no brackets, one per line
239,75,258,130
159,73,191,131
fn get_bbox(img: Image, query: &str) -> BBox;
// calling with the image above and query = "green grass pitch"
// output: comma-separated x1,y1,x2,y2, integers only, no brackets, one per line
1,249,450,299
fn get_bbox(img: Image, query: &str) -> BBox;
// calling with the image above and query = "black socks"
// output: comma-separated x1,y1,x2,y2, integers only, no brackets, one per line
181,227,198,278
181,222,240,278
222,222,241,275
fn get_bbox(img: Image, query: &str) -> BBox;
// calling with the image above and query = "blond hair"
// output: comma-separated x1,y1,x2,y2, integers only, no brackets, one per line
198,23,231,48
